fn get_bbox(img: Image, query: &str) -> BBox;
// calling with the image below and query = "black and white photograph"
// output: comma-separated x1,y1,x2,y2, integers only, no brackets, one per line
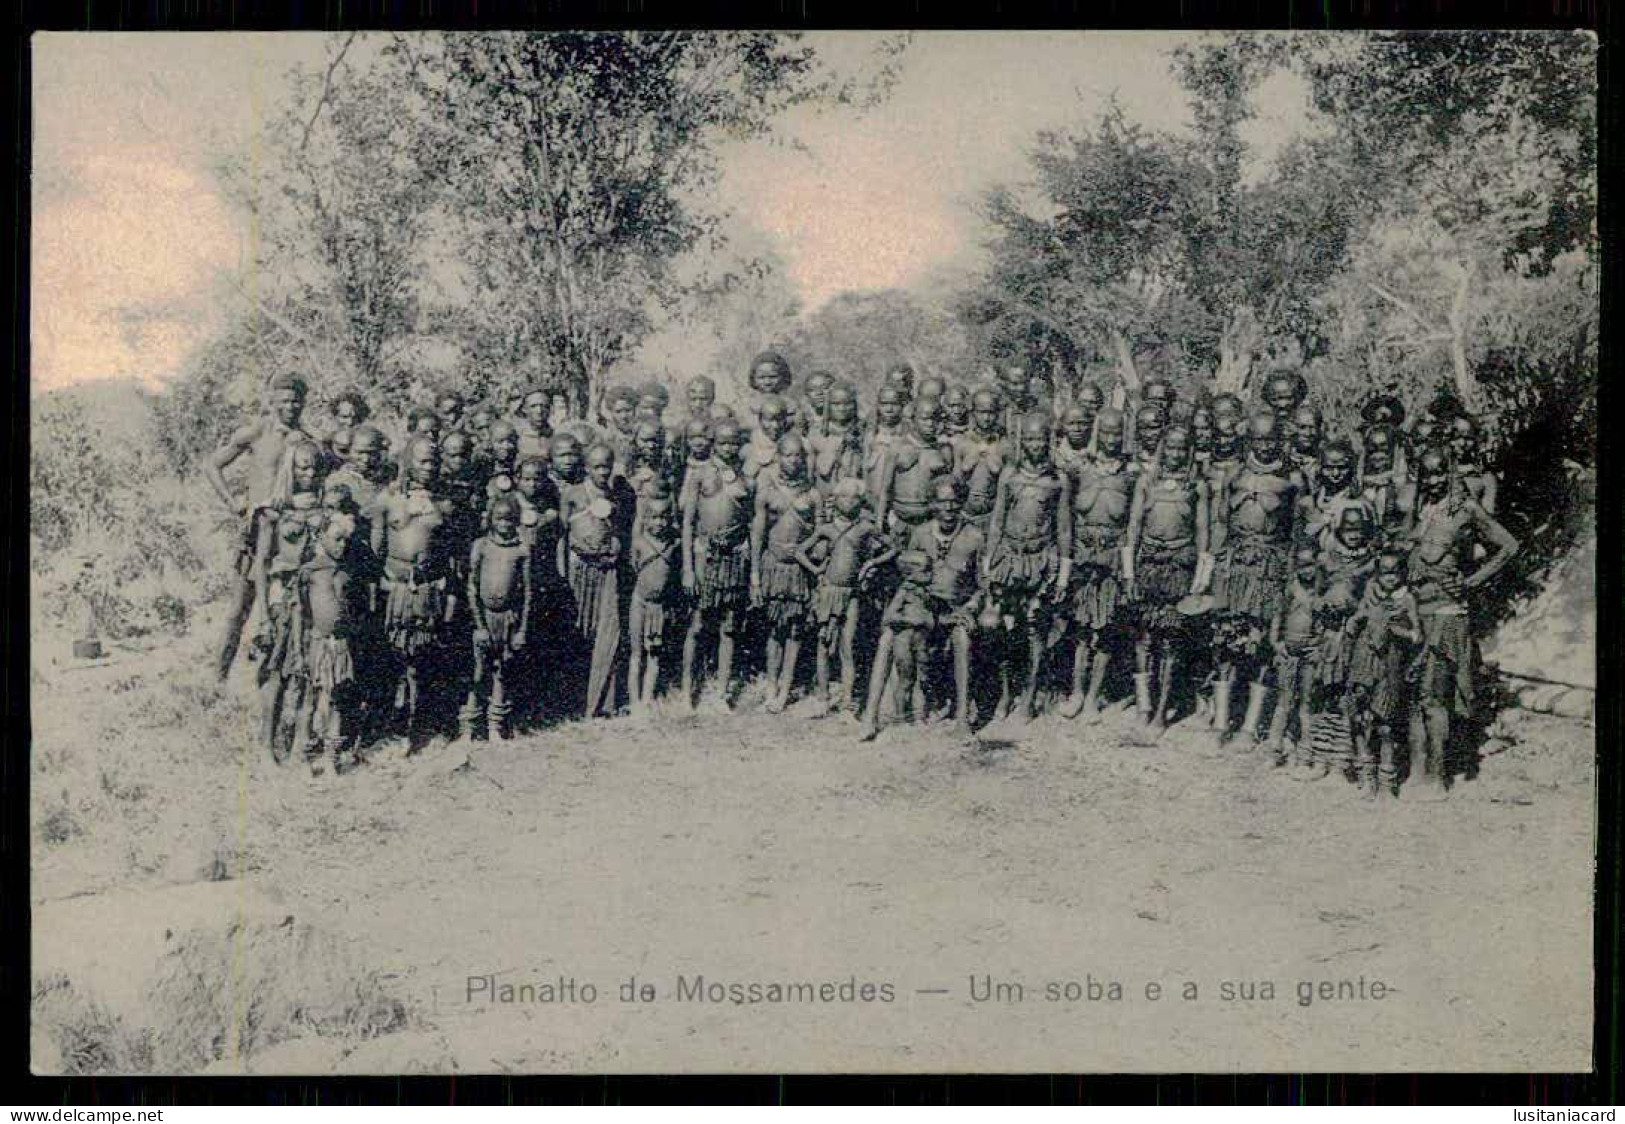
28,29,1598,1075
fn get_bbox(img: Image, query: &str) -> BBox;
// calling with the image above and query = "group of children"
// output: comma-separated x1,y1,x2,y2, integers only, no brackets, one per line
212,355,1517,799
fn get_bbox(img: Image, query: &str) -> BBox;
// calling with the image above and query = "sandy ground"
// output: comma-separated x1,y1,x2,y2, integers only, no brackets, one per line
31,620,1595,1074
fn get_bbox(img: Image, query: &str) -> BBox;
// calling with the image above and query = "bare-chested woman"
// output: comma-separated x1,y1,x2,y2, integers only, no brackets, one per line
751,434,822,713
983,412,1073,721
745,395,795,483
953,388,1006,528
560,444,628,719
1207,412,1300,745
1061,407,1137,722
878,396,954,537
865,384,910,508
810,382,865,502
681,420,755,710
1124,424,1210,739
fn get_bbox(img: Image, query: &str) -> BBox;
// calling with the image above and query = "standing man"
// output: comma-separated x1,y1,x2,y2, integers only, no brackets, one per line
560,444,630,719
907,477,985,735
204,372,318,682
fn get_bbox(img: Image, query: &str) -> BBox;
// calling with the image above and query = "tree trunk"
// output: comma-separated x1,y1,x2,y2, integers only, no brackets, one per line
1446,260,1484,415
1213,307,1259,396
1107,327,1139,409
563,355,591,422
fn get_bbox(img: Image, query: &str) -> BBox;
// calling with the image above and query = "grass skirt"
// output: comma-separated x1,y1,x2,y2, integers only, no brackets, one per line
1072,563,1123,633
1071,527,1122,571
760,554,813,630
567,552,617,639
696,539,750,613
987,543,1057,625
987,542,1056,626
1417,610,1473,718
1212,534,1289,623
1314,610,1356,690
1132,538,1195,636
308,636,354,690
1348,634,1410,722
382,576,447,657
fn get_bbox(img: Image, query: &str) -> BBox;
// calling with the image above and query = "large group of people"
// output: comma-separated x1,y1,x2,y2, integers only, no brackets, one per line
205,351,1518,800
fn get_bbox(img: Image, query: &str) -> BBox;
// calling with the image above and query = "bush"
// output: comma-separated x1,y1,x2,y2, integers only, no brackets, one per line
32,392,211,641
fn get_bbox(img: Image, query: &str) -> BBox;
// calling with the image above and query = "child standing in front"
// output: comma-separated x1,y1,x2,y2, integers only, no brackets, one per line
799,477,895,717
464,495,532,741
1264,544,1322,772
628,480,682,715
300,510,361,776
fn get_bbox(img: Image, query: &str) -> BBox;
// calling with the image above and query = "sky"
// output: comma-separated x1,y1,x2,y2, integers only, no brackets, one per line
30,31,1313,392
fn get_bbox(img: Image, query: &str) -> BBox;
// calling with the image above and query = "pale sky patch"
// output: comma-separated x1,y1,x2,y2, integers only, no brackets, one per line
30,31,1313,392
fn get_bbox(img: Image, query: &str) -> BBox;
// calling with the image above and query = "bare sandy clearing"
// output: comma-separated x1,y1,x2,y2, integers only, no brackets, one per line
32,629,1594,1073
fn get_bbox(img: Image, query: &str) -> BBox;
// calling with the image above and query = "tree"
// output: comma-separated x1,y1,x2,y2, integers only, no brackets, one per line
970,102,1201,402
969,44,1353,406
631,231,804,406
966,29,1596,449
780,289,974,401
395,32,905,418
215,34,446,407
1171,36,1354,393
1301,31,1598,442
